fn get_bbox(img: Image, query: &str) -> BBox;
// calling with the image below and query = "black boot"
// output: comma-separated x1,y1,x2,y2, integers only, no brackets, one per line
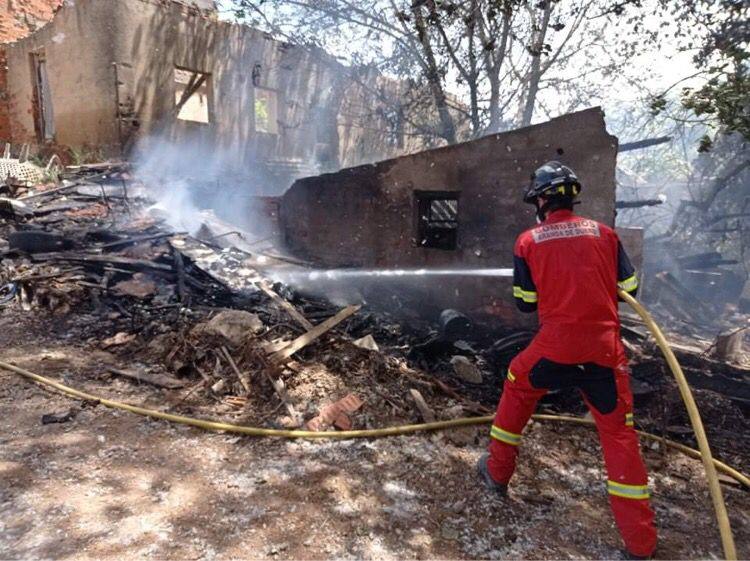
476,453,507,496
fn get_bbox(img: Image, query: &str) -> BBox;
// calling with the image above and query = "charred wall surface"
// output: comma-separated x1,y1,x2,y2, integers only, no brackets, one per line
278,108,619,321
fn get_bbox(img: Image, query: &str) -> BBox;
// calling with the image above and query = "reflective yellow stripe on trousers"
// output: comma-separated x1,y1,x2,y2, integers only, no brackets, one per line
491,425,522,446
607,480,650,500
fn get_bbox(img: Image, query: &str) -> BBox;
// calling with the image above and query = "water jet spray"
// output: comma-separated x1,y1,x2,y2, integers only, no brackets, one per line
274,267,514,282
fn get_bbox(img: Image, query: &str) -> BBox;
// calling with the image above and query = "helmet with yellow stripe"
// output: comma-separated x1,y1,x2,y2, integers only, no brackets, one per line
523,161,582,205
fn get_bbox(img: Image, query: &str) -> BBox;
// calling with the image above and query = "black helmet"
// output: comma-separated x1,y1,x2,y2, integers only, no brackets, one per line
523,161,582,204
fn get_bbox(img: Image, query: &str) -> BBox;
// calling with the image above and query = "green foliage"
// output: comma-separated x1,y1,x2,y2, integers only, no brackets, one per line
254,98,269,131
642,0,749,147
649,94,667,116
682,73,750,145
697,134,713,153
69,146,104,166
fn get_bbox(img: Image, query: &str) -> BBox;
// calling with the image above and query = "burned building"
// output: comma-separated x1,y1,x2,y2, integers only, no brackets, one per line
0,0,433,191
277,107,633,322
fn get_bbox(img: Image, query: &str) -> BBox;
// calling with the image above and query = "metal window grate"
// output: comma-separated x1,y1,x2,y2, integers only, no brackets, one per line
429,199,458,226
416,192,459,250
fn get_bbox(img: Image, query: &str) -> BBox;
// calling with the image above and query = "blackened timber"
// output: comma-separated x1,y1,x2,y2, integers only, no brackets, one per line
618,136,672,152
615,199,665,209
31,252,174,272
97,232,184,251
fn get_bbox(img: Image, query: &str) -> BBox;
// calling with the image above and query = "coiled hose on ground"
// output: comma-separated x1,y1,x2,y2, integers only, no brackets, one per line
0,291,742,559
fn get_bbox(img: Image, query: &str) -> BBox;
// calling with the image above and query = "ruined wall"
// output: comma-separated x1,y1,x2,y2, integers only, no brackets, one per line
0,48,10,141
335,69,449,169
278,108,619,321
116,0,432,189
115,0,351,185
2,0,120,154
2,0,429,188
0,0,63,44
0,1,216,44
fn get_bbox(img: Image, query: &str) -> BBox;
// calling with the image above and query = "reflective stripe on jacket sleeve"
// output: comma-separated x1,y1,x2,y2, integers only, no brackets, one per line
616,241,639,297
513,254,538,312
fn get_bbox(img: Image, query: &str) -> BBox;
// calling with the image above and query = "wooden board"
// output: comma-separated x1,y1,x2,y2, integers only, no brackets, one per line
269,305,360,364
107,367,185,389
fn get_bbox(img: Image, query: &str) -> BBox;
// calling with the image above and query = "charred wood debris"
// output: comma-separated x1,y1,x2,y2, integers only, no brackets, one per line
0,163,748,471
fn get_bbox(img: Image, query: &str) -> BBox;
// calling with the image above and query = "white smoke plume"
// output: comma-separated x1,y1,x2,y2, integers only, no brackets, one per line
131,134,275,236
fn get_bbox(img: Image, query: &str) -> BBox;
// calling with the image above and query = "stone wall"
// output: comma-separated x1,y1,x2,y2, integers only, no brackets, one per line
0,48,10,142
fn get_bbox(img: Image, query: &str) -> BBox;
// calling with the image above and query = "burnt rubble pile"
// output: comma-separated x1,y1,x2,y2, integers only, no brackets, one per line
0,164,748,468
0,164,488,434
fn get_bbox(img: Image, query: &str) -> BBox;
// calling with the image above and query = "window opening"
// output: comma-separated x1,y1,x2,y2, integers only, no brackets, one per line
416,191,459,250
30,51,55,140
174,67,211,123
254,87,279,134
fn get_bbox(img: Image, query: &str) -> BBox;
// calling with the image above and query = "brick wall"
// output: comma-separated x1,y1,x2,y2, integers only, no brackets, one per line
0,48,10,142
0,0,64,43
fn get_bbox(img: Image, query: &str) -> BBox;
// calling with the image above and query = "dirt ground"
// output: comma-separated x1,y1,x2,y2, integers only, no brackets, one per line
1,311,749,560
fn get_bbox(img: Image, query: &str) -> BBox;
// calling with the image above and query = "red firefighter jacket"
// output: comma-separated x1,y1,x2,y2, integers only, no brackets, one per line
512,209,638,366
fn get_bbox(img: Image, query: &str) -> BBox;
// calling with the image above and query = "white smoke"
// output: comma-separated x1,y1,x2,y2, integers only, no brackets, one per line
145,178,203,233
132,134,274,236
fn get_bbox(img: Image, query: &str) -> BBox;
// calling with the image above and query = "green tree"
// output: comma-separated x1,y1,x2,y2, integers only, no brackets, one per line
639,0,749,148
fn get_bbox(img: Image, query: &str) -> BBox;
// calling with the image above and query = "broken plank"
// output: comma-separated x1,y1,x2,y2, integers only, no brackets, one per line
66,161,129,171
173,246,188,303
409,388,435,423
220,345,251,395
107,367,185,389
258,279,314,330
269,305,361,364
18,183,79,201
262,365,298,420
33,201,93,215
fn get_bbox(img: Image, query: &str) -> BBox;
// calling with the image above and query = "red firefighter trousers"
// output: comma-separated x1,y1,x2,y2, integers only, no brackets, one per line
487,339,657,557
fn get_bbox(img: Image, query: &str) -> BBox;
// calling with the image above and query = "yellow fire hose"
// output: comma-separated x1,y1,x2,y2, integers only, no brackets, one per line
618,290,737,560
0,291,742,558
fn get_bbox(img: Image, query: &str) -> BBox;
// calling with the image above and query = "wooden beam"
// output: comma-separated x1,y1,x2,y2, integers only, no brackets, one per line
618,136,672,152
220,345,251,395
107,367,184,389
269,305,360,365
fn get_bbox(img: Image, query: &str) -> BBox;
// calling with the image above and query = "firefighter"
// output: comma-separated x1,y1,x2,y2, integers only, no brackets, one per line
477,161,657,559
